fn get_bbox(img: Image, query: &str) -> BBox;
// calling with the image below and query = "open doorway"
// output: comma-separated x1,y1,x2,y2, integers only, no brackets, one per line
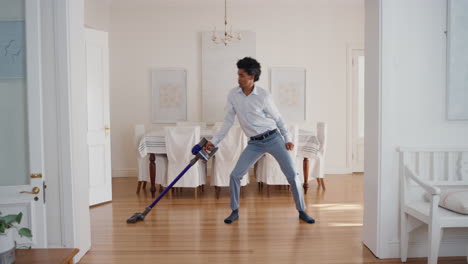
85,28,112,206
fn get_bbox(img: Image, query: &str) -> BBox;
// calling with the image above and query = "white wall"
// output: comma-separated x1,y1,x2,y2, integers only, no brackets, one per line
84,0,111,31
364,0,468,258
109,0,365,177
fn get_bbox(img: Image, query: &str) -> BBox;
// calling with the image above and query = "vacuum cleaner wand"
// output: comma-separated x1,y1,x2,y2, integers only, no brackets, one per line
127,138,218,224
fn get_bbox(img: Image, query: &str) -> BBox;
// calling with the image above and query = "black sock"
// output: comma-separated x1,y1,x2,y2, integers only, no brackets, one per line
224,209,239,224
299,211,315,224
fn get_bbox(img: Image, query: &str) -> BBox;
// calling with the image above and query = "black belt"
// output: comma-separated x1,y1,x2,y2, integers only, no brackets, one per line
250,129,277,141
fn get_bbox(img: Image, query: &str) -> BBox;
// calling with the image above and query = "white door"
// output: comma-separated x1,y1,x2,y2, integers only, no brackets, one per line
85,28,112,206
352,51,365,172
0,0,47,247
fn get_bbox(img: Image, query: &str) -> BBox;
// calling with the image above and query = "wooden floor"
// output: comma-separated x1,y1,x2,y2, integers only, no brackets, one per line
80,174,466,264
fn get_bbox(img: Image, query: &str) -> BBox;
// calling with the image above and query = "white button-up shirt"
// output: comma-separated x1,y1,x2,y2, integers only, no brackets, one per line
211,86,291,146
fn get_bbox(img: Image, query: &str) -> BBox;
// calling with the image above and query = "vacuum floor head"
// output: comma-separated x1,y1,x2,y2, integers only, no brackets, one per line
127,213,146,223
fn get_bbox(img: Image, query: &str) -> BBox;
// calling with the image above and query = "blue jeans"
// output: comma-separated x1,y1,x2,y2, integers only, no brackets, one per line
229,131,306,211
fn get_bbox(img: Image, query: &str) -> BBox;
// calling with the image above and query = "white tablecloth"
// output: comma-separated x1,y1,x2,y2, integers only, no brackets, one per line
138,128,320,159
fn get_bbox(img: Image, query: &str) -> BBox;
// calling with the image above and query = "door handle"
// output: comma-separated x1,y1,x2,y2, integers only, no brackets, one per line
105,126,110,136
20,187,40,195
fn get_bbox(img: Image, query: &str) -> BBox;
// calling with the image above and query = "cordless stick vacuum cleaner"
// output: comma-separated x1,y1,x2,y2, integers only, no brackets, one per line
127,138,218,224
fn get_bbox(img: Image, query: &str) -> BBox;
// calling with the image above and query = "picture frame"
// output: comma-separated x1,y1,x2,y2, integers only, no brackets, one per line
446,0,468,120
151,68,187,123
270,67,307,122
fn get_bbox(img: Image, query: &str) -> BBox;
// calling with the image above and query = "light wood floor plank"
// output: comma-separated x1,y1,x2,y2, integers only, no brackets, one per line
80,174,465,264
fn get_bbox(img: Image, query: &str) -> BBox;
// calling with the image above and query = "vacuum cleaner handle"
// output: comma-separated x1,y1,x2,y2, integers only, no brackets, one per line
191,137,218,162
206,146,218,159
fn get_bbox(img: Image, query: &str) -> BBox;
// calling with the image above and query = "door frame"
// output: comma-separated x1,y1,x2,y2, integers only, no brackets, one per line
346,44,365,173
43,0,91,261
352,49,365,172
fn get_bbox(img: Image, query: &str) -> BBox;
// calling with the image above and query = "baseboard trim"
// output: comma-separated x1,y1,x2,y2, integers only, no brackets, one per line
325,168,353,174
383,239,468,259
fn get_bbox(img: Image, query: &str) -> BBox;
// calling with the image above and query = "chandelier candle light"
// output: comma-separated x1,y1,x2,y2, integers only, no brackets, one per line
211,0,241,46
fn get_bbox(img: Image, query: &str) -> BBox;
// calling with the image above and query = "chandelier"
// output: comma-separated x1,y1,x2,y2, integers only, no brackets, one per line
211,0,241,46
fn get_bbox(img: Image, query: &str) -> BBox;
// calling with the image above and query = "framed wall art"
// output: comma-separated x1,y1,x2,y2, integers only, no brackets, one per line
151,68,187,123
270,67,307,123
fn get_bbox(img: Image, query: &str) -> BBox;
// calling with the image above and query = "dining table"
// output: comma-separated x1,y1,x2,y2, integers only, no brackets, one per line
138,128,320,198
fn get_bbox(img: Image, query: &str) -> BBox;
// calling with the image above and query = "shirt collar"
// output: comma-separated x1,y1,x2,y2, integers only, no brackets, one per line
237,85,258,95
